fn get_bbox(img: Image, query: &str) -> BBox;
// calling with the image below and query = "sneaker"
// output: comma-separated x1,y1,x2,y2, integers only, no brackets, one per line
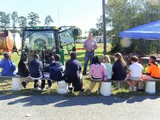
34,86,40,90
22,82,26,88
41,87,46,92
133,86,137,91
68,87,73,93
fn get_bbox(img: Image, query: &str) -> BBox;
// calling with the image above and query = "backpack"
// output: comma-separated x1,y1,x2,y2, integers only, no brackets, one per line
49,62,64,81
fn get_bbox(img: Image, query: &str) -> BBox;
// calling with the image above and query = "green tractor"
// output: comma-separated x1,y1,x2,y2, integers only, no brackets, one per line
21,26,78,66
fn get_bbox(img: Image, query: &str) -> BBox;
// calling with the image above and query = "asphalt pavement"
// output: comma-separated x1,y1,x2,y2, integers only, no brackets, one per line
0,95,160,120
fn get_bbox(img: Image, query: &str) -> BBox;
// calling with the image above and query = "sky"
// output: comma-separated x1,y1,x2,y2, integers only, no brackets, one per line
0,0,102,35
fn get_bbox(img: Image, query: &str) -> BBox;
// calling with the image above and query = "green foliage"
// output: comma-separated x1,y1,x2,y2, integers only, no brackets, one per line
71,27,82,40
11,11,19,31
89,28,101,36
27,12,41,27
19,16,27,28
0,11,10,30
44,15,53,26
96,0,160,53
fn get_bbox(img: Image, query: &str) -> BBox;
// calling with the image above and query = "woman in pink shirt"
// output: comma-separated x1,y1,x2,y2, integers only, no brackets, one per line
88,55,107,92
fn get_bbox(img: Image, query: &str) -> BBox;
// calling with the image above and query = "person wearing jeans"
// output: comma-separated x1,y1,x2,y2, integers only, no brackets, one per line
83,33,98,75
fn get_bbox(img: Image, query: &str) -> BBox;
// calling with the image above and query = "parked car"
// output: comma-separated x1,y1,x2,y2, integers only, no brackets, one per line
76,39,85,43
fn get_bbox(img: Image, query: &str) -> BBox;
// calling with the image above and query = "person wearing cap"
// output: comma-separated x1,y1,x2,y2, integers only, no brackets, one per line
0,52,16,76
65,52,84,92
83,33,98,75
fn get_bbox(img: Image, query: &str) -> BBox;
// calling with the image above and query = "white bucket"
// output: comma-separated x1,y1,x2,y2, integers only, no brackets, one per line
100,82,111,96
57,81,68,94
12,78,21,90
145,81,156,94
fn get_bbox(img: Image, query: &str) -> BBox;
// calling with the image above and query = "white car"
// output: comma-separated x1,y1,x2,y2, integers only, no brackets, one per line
76,39,85,43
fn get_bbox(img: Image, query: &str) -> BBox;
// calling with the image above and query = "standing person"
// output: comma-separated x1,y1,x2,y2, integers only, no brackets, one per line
17,52,30,88
0,52,16,76
65,52,84,92
29,53,43,90
103,55,112,80
83,33,98,75
88,55,107,92
126,56,143,91
111,53,127,89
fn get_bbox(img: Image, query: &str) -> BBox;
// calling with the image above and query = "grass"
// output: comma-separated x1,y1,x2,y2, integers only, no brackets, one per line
0,43,160,98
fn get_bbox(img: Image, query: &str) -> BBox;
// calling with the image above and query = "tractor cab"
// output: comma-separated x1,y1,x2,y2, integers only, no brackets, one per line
21,26,77,66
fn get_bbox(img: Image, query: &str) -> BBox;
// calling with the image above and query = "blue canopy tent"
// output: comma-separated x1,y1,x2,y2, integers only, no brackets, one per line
119,20,160,40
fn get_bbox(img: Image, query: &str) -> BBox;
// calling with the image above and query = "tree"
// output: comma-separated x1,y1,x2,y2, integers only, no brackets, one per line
96,0,160,53
89,28,101,36
27,12,40,27
19,16,27,28
72,27,82,40
11,11,19,31
0,11,5,29
44,15,53,26
0,11,10,30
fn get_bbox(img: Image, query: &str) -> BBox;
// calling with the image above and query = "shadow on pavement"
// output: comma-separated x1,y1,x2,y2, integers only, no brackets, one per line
2,94,159,107
54,95,159,107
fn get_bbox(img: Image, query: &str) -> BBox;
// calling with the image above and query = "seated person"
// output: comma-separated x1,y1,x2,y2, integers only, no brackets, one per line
29,53,43,90
43,54,64,91
43,55,55,90
17,52,30,88
102,55,112,80
49,54,64,81
65,52,84,92
111,52,127,89
0,52,16,76
112,52,127,80
126,56,143,91
88,55,107,92
143,56,160,80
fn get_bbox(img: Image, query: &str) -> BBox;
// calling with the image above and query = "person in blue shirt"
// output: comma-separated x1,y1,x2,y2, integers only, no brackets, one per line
29,53,43,90
0,52,16,76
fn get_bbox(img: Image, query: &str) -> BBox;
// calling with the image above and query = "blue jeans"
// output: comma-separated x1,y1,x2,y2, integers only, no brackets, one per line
83,51,94,74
